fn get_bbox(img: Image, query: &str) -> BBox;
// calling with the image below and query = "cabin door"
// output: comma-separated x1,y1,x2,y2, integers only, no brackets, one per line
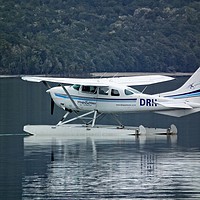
78,85,97,110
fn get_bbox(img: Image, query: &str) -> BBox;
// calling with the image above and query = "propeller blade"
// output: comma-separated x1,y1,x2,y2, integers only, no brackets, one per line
51,98,55,115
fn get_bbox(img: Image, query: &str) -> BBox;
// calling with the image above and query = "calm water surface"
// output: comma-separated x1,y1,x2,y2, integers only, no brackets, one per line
0,77,200,199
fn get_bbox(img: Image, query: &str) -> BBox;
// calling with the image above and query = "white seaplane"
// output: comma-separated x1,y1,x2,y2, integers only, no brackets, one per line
22,67,200,135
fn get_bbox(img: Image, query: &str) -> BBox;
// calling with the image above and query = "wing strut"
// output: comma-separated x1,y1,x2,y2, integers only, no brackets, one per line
60,84,79,110
57,111,70,126
91,110,98,127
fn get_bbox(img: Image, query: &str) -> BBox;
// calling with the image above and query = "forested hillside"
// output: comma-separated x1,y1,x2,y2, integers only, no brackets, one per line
0,0,200,75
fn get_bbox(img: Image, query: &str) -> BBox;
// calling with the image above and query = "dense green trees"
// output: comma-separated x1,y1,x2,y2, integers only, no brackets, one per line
0,0,200,75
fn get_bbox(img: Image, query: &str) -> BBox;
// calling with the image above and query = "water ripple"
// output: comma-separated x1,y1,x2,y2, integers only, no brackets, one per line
22,136,200,199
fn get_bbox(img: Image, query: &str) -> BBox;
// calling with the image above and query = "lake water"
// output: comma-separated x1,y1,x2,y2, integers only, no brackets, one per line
0,77,200,199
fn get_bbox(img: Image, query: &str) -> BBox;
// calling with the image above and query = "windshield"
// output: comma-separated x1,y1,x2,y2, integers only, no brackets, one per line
125,87,140,95
72,84,80,91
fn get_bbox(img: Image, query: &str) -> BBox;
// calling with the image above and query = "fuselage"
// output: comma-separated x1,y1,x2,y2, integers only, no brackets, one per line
48,84,174,113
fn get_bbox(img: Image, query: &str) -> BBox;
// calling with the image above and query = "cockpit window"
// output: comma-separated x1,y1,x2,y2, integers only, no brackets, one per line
82,85,97,94
72,84,80,91
125,89,134,95
99,86,109,95
111,89,120,96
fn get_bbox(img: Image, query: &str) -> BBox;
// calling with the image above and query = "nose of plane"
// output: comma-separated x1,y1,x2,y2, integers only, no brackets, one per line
46,88,51,94
46,88,59,101
46,88,53,97
46,88,58,103
46,87,65,110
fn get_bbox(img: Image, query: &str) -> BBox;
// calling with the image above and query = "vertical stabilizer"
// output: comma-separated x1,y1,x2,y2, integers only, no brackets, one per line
160,67,200,103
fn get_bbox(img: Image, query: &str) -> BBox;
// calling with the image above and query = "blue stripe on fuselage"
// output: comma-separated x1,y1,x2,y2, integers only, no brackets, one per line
55,93,137,103
165,89,200,99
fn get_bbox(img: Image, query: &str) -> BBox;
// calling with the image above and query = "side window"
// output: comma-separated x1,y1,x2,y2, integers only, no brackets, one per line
89,86,97,93
99,86,109,95
111,89,120,96
82,85,97,94
82,86,89,92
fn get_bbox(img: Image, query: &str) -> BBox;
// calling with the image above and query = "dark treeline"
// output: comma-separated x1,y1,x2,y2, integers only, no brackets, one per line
0,0,200,76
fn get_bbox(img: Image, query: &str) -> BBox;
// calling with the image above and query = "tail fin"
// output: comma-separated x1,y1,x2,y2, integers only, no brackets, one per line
160,67,200,103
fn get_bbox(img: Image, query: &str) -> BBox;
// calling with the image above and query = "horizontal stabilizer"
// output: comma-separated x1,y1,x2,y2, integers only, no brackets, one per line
22,75,174,86
157,101,192,109
155,108,200,117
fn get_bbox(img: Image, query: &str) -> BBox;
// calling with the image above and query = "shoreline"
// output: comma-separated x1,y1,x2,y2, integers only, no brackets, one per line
91,72,192,77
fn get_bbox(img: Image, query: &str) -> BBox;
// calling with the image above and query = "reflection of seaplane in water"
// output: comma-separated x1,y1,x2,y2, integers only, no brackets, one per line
22,67,200,135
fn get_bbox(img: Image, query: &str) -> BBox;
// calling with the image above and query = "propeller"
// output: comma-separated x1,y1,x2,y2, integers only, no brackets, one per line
42,81,55,115
51,97,55,115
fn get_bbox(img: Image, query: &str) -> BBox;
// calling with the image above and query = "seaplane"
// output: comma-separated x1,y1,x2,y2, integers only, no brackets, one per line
22,67,200,135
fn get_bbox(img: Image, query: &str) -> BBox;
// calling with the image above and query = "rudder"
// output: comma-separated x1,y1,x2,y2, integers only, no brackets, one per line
160,67,200,103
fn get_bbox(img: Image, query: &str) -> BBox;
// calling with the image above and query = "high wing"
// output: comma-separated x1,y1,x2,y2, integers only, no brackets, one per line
22,75,174,86
106,75,174,86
